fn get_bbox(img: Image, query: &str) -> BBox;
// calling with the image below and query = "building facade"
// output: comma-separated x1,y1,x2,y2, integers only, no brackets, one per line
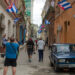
0,0,16,46
42,0,75,45
24,0,33,41
15,0,26,44
54,0,75,43
0,0,26,47
41,0,55,46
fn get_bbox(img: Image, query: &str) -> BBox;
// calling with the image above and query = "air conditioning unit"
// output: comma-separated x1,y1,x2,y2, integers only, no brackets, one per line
57,25,62,32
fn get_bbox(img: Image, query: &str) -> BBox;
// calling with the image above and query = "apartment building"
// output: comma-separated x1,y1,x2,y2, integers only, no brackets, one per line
0,0,15,46
0,0,26,46
54,0,75,43
41,0,55,46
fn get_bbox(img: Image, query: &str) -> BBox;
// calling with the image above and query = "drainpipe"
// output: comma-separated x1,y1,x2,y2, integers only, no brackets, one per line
57,31,60,43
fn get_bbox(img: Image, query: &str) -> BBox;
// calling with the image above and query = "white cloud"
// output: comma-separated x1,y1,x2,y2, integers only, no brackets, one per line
32,0,46,26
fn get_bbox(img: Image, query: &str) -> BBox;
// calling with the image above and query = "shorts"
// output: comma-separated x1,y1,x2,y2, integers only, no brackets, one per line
27,50,33,56
4,58,17,67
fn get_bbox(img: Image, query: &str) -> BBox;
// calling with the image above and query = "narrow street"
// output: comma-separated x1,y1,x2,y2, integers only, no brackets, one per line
0,46,75,75
0,0,75,75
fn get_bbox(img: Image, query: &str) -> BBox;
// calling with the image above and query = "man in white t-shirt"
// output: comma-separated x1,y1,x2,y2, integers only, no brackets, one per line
37,38,45,62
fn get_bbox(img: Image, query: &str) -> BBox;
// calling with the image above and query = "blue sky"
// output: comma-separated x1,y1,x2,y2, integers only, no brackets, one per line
32,0,46,26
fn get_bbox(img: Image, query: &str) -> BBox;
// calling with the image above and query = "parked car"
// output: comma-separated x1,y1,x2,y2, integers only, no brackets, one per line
49,44,75,71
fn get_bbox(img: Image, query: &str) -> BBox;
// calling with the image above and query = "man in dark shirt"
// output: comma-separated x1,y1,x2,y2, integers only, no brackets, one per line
26,38,34,62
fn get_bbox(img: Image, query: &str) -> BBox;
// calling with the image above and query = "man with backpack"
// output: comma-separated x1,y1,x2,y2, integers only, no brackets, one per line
26,38,35,62
3,37,19,75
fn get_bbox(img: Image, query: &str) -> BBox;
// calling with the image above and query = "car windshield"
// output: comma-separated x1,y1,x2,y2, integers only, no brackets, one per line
57,45,70,53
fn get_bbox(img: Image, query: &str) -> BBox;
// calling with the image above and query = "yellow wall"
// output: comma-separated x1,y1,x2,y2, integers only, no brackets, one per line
54,2,75,43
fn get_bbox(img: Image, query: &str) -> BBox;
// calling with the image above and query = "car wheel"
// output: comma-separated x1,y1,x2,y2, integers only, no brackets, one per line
69,68,74,72
50,61,53,67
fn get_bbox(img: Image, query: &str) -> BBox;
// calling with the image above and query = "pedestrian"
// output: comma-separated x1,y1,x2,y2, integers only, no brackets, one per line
2,34,7,58
26,38,35,62
3,37,19,75
37,38,45,62
45,37,48,46
22,38,24,44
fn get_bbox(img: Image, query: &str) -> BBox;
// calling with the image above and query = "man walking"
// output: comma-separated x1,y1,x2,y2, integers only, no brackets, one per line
37,38,45,62
3,37,19,75
26,38,35,62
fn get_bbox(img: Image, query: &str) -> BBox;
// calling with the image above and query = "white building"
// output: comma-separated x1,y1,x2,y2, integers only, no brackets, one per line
31,0,34,23
0,0,16,46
